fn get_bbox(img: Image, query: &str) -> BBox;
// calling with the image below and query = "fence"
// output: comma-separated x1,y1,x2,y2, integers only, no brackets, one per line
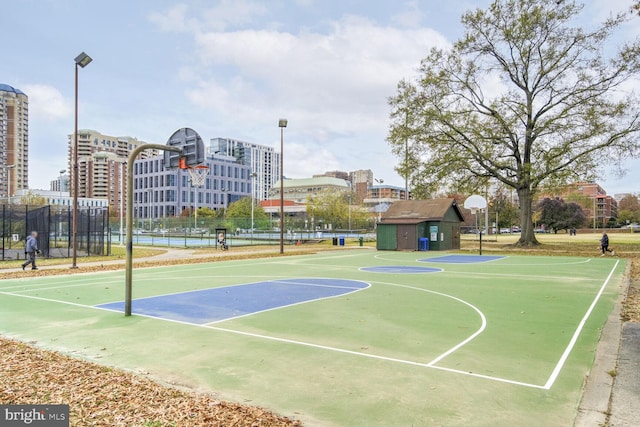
109,216,375,248
1,205,110,260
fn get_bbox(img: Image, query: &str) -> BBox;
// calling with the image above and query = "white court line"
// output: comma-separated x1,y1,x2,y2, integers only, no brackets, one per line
417,256,508,265
503,258,593,267
367,280,487,366
269,280,367,290
542,259,620,389
96,276,368,306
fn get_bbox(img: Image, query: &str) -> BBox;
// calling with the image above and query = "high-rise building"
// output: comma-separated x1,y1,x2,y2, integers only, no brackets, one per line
349,169,373,202
67,129,157,211
132,153,251,220
0,84,29,200
210,137,279,201
50,174,70,192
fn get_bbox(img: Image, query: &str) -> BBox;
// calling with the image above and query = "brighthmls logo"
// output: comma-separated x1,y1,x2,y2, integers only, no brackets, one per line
4,408,46,424
0,405,69,426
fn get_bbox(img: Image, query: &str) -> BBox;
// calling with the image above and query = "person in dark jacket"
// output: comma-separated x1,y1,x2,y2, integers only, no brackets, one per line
600,231,614,257
22,231,40,270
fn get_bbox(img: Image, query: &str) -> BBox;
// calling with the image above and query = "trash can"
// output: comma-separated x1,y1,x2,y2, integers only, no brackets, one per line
339,236,345,246
332,237,338,246
419,238,429,251
359,237,364,247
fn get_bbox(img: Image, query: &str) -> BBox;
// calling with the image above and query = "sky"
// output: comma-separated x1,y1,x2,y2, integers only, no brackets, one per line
1,0,639,195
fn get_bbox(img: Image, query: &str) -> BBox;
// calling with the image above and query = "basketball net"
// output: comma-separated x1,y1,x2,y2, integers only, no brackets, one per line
470,207,479,215
185,165,209,187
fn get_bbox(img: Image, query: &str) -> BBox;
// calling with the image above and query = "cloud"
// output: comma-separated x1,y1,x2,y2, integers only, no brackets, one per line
186,16,449,134
21,84,72,122
151,5,450,180
149,0,267,33
148,4,194,33
285,143,341,177
391,1,424,28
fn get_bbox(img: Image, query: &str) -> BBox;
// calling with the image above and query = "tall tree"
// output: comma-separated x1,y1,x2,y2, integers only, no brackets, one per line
537,198,587,233
388,0,640,246
224,197,268,230
618,194,640,212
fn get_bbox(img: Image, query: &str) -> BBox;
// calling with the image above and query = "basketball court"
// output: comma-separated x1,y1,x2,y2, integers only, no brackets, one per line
0,250,624,426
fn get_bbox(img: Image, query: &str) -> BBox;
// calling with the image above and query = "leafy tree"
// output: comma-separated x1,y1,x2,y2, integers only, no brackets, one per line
196,207,220,218
617,209,639,225
387,0,640,246
17,191,46,206
224,197,269,230
491,191,519,229
537,198,587,233
306,190,369,230
618,194,640,212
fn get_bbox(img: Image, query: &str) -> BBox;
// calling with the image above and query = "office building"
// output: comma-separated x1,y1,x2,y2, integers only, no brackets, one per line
210,137,279,201
269,177,351,204
132,153,251,220
364,185,410,206
0,84,29,200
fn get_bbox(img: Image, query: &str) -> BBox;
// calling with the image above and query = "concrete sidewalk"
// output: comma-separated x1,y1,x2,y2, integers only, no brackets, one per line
575,265,640,426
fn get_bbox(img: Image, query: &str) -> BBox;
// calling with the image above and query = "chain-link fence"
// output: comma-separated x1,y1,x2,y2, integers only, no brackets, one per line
109,216,375,248
1,205,110,260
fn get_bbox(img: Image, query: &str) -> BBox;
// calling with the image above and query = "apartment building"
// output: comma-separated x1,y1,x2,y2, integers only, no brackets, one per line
210,137,280,201
0,84,29,200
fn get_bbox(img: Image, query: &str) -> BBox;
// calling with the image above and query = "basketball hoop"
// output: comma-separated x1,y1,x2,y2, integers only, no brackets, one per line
469,207,479,215
180,159,209,187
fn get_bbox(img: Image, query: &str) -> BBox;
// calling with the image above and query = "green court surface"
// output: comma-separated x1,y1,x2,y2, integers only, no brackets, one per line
0,250,625,426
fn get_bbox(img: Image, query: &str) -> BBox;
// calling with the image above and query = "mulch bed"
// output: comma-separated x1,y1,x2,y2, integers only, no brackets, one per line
0,337,301,426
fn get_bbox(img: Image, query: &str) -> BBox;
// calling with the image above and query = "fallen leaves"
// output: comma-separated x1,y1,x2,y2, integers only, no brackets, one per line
622,259,640,323
0,337,301,426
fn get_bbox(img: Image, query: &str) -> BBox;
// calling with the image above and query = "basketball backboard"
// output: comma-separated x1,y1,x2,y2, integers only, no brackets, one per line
463,194,487,213
163,127,205,169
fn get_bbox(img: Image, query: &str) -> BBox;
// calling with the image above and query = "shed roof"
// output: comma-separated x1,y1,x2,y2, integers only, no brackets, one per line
380,199,464,223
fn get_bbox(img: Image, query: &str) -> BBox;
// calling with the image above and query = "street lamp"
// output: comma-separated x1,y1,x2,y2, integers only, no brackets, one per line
278,118,287,255
72,51,92,269
250,172,257,239
58,169,66,237
3,164,15,203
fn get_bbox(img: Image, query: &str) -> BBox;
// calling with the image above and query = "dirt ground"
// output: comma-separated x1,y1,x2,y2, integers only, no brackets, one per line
0,338,301,427
622,258,640,323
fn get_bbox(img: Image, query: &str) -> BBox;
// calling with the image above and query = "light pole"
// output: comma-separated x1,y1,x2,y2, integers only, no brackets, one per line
58,169,65,236
192,179,197,230
250,172,257,239
278,119,287,255
119,162,125,245
3,164,15,203
148,188,153,231
72,51,92,269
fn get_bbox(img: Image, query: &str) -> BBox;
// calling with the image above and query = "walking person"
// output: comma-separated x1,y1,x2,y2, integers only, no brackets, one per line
600,231,615,257
22,231,41,270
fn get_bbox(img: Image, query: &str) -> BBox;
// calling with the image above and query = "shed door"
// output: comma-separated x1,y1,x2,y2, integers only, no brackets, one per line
452,225,460,250
397,225,417,251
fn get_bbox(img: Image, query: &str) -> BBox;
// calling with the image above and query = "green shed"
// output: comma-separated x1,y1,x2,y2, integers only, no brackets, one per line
376,199,465,251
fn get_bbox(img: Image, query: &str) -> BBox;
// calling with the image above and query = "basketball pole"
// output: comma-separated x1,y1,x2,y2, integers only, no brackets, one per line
125,143,182,317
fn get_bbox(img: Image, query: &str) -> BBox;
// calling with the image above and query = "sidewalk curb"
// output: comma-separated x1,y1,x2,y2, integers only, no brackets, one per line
574,262,629,426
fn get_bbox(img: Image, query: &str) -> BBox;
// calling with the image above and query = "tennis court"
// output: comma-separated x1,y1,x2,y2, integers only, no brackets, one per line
0,250,624,426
